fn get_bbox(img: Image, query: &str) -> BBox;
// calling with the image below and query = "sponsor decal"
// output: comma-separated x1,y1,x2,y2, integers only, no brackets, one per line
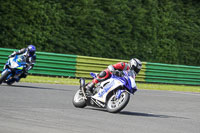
98,81,114,97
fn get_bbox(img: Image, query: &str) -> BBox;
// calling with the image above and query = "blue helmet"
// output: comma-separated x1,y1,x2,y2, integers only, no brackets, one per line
27,45,36,56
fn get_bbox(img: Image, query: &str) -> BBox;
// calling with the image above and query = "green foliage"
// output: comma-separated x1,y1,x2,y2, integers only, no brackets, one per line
0,0,199,65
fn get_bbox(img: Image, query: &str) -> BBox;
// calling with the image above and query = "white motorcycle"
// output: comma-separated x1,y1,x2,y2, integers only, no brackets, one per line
72,70,137,113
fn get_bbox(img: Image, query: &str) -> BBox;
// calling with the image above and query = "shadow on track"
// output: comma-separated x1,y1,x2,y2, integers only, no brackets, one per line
2,84,72,92
120,111,188,119
84,107,188,119
85,107,107,112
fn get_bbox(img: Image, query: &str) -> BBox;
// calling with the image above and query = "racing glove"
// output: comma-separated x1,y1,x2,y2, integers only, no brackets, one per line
113,70,123,77
8,52,16,58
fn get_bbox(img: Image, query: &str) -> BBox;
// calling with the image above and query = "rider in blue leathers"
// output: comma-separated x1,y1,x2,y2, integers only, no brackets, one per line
6,45,36,80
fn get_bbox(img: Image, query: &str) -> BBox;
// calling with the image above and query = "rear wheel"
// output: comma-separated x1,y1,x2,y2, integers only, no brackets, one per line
106,91,130,113
0,70,10,84
72,90,87,108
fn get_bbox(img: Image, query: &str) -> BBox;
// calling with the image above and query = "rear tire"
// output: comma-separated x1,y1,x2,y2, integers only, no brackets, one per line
106,91,130,113
72,90,87,108
0,70,10,84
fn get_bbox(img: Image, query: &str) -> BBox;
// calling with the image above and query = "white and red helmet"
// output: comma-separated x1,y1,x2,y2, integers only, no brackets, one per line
129,58,142,74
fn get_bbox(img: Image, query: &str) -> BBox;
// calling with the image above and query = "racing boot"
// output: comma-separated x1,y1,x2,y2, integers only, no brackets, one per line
85,82,95,95
17,72,28,82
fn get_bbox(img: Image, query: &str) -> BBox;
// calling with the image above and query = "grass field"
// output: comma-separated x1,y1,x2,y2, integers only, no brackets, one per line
20,75,200,93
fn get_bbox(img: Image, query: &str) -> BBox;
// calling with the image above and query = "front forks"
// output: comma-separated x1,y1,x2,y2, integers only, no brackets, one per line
115,89,125,99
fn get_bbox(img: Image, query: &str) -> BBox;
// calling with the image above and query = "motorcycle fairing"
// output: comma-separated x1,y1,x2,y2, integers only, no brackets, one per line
1,55,26,83
91,77,123,103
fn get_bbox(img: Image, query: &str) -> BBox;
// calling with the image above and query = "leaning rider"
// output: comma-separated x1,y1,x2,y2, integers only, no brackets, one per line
85,58,142,94
7,45,36,80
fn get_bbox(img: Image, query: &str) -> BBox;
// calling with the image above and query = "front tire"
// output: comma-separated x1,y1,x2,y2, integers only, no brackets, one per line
7,79,15,85
0,70,10,84
106,91,130,113
72,90,87,108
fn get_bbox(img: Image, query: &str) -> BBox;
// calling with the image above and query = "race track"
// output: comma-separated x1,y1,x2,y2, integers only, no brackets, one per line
0,83,199,133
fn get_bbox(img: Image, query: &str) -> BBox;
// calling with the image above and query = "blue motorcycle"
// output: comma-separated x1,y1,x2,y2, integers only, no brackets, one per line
73,70,137,113
0,55,27,85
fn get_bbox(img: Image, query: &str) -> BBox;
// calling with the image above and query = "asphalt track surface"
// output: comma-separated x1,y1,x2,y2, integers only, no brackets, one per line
0,83,199,133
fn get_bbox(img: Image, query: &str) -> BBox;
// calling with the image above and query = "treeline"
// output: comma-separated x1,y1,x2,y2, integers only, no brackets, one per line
0,0,200,66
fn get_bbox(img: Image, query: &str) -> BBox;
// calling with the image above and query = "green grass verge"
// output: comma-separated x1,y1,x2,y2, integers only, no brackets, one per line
137,83,200,93
21,75,200,93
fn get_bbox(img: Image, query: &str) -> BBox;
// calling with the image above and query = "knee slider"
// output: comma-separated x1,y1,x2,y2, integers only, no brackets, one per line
99,71,107,78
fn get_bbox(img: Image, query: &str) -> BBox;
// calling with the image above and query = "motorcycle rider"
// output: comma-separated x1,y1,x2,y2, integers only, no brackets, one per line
6,45,36,81
85,58,142,94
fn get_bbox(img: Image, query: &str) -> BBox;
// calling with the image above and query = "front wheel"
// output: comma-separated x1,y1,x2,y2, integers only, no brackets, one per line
106,91,130,113
72,90,87,108
7,79,15,85
0,70,10,84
